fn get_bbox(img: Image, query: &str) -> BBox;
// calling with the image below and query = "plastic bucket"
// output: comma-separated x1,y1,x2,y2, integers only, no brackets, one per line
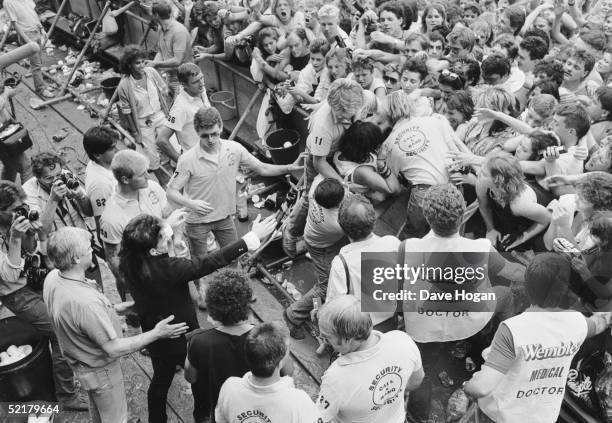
210,91,236,121
101,77,121,99
264,129,300,165
0,317,56,402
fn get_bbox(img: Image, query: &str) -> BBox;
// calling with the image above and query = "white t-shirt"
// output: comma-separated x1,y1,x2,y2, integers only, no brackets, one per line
165,87,211,151
317,331,422,423
304,175,345,249
381,114,457,186
327,235,400,326
4,0,41,32
215,373,321,423
100,181,168,245
85,161,117,217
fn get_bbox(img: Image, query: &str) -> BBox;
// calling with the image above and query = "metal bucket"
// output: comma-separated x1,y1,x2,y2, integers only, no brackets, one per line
210,91,237,121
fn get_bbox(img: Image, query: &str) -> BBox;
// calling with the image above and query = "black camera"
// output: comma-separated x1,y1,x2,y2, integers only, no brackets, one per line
25,253,49,291
55,169,80,190
13,204,39,222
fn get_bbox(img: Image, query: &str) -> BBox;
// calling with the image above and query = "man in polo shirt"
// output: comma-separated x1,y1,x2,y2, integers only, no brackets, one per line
166,106,303,292
83,126,118,242
100,150,185,300
44,227,189,423
146,0,193,98
156,63,211,162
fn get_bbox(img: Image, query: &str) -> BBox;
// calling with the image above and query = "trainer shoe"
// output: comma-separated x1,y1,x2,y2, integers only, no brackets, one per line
62,391,89,411
282,310,306,340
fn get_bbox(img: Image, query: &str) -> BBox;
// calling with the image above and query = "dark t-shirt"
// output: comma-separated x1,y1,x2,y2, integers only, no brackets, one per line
188,327,251,419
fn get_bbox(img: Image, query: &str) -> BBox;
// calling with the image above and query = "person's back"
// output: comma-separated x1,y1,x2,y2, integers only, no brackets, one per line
304,175,345,248
215,322,320,423
382,114,457,186
316,296,423,423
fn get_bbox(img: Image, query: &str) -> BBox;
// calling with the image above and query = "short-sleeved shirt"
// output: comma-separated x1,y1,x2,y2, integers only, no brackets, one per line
304,175,345,249
43,269,122,368
157,19,193,77
100,181,168,245
22,177,90,231
317,330,422,423
216,373,321,423
170,140,260,224
0,231,25,296
85,161,117,217
4,0,41,32
306,102,346,158
381,115,457,186
165,88,211,151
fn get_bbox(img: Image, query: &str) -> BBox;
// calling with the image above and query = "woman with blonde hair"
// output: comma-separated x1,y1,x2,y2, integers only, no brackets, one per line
477,152,551,251
460,87,520,156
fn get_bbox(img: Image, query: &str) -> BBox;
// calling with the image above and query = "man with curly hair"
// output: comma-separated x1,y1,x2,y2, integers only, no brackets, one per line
184,269,255,423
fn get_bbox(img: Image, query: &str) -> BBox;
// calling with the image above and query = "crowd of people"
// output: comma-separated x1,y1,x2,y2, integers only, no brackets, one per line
4,0,612,421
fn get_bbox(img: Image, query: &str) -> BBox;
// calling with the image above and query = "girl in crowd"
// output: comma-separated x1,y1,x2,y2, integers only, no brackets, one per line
333,121,401,204
190,2,225,55
119,214,274,423
421,3,446,35
477,152,551,251
586,135,612,172
117,45,170,185
587,86,612,142
461,87,520,156
251,27,283,88
595,47,612,86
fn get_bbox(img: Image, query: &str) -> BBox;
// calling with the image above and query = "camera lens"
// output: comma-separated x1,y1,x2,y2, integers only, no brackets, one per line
28,210,39,222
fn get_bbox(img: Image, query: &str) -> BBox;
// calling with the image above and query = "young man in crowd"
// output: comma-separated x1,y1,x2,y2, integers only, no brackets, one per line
166,106,302,303
156,63,211,162
83,126,119,242
3,0,54,98
215,322,321,422
283,177,347,339
146,0,194,98
101,150,185,301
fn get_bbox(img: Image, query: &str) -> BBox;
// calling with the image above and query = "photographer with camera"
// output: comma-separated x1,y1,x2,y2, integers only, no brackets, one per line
22,152,103,288
0,180,87,410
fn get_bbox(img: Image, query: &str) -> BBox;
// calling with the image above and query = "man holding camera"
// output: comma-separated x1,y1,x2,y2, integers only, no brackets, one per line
0,181,87,410
22,152,102,288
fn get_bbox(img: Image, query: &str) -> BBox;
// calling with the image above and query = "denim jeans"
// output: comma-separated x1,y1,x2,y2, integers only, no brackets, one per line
285,155,317,238
400,185,431,239
0,286,77,399
186,216,239,258
286,239,346,326
23,30,45,93
73,359,128,423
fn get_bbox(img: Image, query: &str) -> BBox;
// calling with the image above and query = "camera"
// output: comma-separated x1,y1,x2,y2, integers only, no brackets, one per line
55,169,80,190
24,253,49,292
13,205,39,222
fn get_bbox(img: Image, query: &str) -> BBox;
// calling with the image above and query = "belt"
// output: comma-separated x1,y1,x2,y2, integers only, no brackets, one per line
398,173,432,190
